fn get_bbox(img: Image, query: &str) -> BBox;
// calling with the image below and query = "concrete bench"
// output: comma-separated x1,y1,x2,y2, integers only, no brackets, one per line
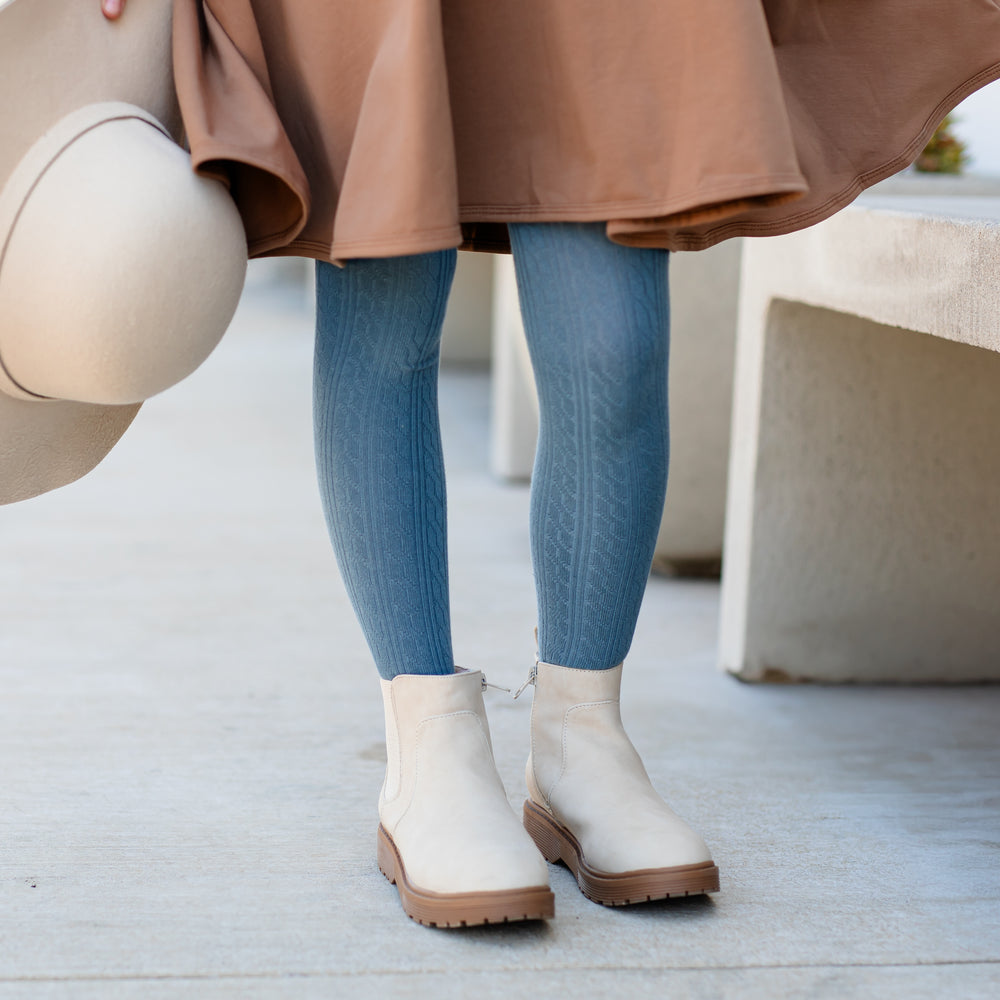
719,194,1000,682
490,241,743,572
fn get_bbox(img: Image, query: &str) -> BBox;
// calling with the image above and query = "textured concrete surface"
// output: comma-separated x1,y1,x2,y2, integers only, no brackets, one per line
721,198,1000,681
2,265,998,997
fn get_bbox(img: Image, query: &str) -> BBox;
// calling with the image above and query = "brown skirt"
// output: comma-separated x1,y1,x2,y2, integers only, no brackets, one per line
172,0,1000,262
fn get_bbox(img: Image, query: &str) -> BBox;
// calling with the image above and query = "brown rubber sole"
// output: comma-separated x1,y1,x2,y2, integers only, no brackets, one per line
523,799,720,906
376,824,555,928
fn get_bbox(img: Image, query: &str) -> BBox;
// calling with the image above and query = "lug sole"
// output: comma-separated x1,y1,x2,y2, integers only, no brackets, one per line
376,824,555,928
523,799,720,906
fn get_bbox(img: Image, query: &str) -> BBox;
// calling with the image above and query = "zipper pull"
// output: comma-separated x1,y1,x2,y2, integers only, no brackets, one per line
481,674,512,696
512,661,538,700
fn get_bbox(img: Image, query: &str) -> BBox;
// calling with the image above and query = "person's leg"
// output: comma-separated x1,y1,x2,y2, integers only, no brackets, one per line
508,221,670,671
509,222,719,905
313,250,552,925
313,251,456,680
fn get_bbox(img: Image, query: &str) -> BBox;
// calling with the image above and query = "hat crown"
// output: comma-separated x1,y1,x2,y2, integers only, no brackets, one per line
0,105,247,406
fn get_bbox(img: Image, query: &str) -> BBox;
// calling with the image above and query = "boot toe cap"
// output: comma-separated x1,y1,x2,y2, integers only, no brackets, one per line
402,833,550,894
565,802,714,874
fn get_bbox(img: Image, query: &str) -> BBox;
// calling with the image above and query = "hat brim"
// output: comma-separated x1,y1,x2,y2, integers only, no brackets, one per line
0,0,180,183
0,394,138,505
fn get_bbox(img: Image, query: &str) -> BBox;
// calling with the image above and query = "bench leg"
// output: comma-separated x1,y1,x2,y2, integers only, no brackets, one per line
721,299,1000,682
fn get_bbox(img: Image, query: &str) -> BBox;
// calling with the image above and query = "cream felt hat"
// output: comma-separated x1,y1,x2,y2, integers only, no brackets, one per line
0,0,247,504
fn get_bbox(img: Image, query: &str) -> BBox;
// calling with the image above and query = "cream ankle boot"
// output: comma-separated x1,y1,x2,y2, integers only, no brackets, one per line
522,660,719,905
377,668,554,927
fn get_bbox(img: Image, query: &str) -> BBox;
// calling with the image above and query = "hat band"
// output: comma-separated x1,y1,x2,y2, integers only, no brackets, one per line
0,102,171,402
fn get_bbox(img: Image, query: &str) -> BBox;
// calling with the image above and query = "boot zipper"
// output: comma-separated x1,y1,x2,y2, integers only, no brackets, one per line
466,663,535,699
481,674,512,695
512,661,538,700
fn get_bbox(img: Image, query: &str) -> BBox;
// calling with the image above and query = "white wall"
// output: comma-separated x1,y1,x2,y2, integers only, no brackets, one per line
953,80,1000,176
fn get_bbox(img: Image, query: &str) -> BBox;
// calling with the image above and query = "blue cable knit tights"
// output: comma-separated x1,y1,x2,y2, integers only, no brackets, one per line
314,223,670,679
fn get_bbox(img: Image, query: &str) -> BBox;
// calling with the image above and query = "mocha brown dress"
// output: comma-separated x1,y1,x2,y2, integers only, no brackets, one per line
172,0,1000,263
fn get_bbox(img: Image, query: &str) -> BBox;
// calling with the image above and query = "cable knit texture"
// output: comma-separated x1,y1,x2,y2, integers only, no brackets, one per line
313,224,669,678
313,251,456,678
509,222,670,671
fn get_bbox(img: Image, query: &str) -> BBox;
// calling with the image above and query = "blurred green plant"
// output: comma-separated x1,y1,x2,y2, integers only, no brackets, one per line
915,114,968,173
